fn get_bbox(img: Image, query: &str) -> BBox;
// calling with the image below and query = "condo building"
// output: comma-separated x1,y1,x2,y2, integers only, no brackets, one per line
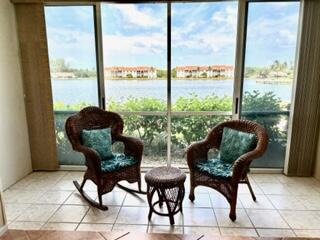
176,65,234,78
104,66,157,78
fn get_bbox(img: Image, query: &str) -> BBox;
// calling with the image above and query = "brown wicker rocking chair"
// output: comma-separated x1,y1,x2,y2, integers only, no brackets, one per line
187,120,268,221
65,106,144,210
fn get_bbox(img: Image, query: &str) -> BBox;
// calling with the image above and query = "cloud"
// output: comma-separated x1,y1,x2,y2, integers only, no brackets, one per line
211,5,237,28
47,26,167,68
103,32,166,60
268,2,294,8
46,2,299,68
73,7,93,21
46,27,96,68
110,4,164,28
172,3,238,56
245,5,300,66
247,13,299,47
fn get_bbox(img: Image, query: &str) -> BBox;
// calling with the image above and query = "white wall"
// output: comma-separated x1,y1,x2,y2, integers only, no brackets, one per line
0,0,32,189
314,129,320,180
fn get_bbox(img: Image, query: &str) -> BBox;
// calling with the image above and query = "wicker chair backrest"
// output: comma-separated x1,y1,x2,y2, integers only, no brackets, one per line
206,119,268,154
65,106,124,150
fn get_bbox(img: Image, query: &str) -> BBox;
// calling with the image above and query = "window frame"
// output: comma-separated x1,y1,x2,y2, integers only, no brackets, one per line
45,0,300,169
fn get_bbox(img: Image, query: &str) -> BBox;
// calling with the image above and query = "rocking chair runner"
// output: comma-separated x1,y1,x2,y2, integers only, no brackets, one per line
65,106,144,210
186,120,268,221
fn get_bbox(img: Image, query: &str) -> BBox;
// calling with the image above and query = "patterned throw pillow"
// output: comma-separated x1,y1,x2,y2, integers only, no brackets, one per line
81,128,113,160
101,154,137,172
196,157,233,179
220,127,256,164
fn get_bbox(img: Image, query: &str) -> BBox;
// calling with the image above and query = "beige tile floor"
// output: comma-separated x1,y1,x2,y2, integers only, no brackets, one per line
3,171,320,237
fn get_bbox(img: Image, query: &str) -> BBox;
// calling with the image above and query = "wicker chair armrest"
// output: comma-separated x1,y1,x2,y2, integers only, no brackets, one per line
186,140,211,168
231,150,262,184
114,135,143,163
206,128,223,149
76,145,102,174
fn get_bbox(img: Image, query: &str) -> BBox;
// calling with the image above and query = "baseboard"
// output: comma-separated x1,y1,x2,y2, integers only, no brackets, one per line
250,168,283,174
0,225,8,237
59,165,86,171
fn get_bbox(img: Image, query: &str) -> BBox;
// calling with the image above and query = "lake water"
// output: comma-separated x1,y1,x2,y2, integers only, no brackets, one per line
52,78,293,106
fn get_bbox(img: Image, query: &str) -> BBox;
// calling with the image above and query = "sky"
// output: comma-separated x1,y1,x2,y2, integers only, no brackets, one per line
45,2,300,70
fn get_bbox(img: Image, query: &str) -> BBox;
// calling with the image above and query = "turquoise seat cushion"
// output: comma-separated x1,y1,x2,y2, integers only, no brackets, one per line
220,127,256,163
101,153,137,172
81,128,113,160
195,158,233,179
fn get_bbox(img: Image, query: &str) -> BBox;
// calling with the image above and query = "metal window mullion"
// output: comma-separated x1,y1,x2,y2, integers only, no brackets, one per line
94,3,106,109
233,0,248,120
167,2,172,167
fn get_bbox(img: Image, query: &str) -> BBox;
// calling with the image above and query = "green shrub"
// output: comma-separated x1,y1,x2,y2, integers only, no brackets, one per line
54,91,287,163
242,91,285,142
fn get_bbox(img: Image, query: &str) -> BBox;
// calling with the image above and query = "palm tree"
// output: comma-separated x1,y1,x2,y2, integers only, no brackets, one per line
270,60,287,78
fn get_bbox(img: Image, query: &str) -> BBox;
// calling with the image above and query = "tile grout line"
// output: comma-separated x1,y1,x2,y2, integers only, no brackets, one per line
111,192,127,232
75,202,91,231
39,196,65,230
276,209,296,234
207,191,221,236
243,194,284,234
240,201,258,237
98,232,107,240
243,182,296,236
45,177,87,231
4,172,320,236
7,174,68,230
266,192,295,232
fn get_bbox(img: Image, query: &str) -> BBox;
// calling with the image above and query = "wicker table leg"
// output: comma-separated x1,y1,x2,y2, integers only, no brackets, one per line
160,188,175,225
157,189,163,207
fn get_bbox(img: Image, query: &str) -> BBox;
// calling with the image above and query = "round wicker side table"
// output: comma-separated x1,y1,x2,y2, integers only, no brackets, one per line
145,166,186,225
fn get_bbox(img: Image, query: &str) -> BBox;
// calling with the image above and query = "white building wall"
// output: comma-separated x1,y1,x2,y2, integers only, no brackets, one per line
177,70,184,78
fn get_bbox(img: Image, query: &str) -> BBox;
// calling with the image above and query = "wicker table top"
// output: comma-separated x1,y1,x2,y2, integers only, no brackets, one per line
145,167,186,188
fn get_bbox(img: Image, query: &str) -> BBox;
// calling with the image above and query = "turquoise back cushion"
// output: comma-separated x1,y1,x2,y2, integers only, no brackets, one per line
81,128,113,160
220,127,256,163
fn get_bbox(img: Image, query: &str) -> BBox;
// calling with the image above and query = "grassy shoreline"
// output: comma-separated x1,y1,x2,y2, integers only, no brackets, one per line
53,76,293,84
255,78,292,84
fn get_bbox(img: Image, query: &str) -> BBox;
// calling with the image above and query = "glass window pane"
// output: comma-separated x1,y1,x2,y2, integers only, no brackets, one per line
45,6,98,165
55,111,85,165
171,115,232,167
241,2,300,168
102,3,167,167
172,2,238,111
171,2,237,164
122,115,167,167
101,4,167,112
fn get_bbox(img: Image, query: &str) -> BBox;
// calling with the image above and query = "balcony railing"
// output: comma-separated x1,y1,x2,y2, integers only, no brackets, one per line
53,110,290,168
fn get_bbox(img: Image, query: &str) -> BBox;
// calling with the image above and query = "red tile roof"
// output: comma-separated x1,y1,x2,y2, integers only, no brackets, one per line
104,66,155,71
176,65,234,71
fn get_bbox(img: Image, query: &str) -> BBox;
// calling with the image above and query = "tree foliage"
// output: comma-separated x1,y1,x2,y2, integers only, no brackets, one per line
245,60,293,79
156,69,167,78
50,58,71,72
171,68,177,78
50,58,96,78
200,72,207,78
